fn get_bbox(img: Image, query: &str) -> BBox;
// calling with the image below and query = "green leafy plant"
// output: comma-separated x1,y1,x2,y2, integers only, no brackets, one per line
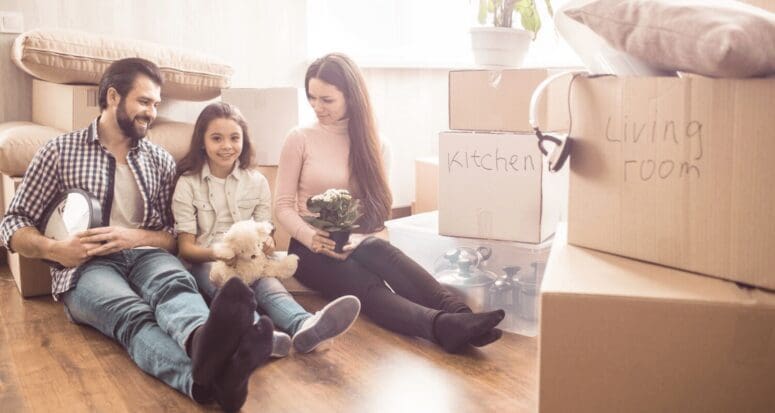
477,0,554,39
303,189,362,232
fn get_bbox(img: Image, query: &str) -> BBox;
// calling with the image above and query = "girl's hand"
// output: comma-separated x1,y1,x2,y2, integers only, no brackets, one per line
212,245,237,267
262,236,275,255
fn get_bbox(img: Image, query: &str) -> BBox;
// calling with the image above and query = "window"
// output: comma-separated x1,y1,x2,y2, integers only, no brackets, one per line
307,0,582,68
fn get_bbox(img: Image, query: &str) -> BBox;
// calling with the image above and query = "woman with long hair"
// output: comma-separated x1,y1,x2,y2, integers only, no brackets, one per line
275,53,504,353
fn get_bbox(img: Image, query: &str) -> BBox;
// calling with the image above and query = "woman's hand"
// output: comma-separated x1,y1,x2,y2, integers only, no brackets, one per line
311,229,349,260
311,231,368,261
310,229,336,254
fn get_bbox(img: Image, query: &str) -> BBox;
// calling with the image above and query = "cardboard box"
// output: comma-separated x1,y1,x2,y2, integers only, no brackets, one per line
448,68,571,133
386,211,552,336
413,157,438,214
221,88,306,166
539,227,775,412
567,75,775,290
32,79,100,131
156,97,219,124
438,131,566,243
2,175,52,297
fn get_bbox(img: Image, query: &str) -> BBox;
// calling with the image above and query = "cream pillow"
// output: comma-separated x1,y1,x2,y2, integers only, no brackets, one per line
13,29,233,100
565,0,775,77
0,122,64,176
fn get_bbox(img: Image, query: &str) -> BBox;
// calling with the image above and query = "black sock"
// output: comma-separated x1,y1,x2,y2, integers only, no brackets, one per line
191,278,256,385
213,316,274,412
455,307,503,347
469,328,503,347
191,382,213,404
433,310,505,353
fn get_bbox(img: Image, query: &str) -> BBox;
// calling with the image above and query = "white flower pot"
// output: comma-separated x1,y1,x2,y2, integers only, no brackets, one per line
470,27,532,67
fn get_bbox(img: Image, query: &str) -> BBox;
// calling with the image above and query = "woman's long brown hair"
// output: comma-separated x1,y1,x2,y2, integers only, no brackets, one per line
305,53,392,232
176,102,256,179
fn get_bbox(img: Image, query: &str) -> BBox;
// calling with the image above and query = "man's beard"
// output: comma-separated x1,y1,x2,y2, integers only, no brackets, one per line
116,98,152,144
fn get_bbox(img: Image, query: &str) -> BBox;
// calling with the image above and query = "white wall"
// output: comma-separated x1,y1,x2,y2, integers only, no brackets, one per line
0,0,308,123
0,0,451,208
362,68,449,207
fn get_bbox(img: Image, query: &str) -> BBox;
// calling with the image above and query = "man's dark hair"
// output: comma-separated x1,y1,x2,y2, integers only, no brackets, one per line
98,58,163,110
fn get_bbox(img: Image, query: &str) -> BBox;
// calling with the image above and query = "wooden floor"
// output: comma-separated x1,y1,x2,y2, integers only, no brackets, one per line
0,266,538,413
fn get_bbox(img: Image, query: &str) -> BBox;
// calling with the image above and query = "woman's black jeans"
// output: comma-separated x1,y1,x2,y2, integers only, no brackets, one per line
288,236,471,341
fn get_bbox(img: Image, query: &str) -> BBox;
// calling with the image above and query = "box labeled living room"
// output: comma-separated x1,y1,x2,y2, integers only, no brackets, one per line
567,74,775,290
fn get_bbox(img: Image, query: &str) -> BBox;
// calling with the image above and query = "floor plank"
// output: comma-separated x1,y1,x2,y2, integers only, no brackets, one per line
0,267,537,412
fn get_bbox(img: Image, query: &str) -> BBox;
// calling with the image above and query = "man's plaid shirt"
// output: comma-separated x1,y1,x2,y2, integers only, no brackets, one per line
0,118,177,300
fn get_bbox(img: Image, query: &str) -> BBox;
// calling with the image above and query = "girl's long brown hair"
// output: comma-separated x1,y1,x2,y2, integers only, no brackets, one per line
176,102,256,179
305,53,392,232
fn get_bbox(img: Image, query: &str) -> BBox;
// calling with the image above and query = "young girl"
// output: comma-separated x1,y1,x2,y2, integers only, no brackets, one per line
275,53,505,354
173,102,361,357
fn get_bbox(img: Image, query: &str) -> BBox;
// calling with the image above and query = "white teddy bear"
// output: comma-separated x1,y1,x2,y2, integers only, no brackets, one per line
209,220,299,287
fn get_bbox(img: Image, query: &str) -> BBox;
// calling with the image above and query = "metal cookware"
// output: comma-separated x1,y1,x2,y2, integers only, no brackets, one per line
434,246,496,312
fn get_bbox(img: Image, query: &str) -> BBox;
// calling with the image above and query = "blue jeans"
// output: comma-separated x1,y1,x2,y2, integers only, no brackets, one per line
62,249,209,399
190,262,310,335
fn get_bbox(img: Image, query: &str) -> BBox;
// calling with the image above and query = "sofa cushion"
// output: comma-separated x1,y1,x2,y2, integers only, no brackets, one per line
146,119,195,163
564,0,775,78
0,122,65,176
13,28,233,100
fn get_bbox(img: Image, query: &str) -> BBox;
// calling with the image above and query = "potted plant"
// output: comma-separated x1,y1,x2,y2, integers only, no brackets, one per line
471,0,554,67
303,189,362,253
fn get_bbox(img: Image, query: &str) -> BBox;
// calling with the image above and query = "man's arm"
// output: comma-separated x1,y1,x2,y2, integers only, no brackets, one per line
78,226,176,256
1,141,61,254
156,151,178,238
9,227,96,268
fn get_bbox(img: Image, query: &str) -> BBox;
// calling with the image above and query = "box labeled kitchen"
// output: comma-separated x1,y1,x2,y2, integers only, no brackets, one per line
438,131,566,243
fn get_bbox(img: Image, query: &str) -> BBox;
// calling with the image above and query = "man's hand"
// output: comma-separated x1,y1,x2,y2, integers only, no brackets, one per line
48,236,101,268
78,226,142,256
